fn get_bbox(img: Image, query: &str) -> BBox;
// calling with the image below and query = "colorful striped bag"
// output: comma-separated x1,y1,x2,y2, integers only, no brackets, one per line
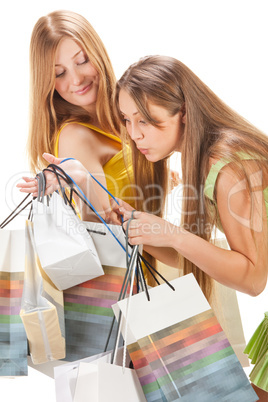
0,229,28,376
63,222,130,361
63,265,128,361
0,194,31,376
114,274,258,402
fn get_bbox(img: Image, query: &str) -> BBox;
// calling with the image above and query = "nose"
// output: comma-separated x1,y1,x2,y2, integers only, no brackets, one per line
70,69,83,86
128,123,144,142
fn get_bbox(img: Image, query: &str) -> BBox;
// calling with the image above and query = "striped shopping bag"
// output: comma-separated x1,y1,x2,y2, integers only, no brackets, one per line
114,274,258,402
63,265,132,361
0,229,28,376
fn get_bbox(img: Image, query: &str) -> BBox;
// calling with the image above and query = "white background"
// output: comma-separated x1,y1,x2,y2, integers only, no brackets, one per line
0,0,267,400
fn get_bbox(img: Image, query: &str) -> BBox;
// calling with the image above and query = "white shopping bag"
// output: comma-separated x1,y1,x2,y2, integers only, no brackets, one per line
84,221,127,268
32,192,104,290
74,361,146,402
54,348,146,402
20,221,65,364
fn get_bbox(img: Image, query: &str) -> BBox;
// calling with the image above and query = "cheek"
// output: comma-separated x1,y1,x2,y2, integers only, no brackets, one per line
55,81,64,96
94,72,99,85
55,78,72,100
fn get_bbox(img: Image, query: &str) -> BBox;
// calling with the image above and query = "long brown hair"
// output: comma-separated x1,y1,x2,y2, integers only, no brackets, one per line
114,55,268,301
28,10,119,172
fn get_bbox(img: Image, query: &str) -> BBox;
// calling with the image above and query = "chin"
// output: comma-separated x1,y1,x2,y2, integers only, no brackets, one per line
145,154,160,163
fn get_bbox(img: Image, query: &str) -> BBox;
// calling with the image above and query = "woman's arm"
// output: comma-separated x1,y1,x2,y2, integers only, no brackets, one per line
115,165,267,296
18,124,119,221
57,123,113,221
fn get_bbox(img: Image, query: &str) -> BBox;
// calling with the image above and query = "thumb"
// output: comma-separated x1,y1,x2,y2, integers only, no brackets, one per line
42,152,64,165
110,197,123,211
121,209,141,220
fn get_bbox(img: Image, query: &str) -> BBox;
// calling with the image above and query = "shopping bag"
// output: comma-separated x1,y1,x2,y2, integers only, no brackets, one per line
84,221,127,268
0,228,28,376
54,347,146,402
63,219,130,360
113,274,258,402
62,224,160,361
244,311,268,391
63,262,132,361
32,191,103,290
20,220,65,364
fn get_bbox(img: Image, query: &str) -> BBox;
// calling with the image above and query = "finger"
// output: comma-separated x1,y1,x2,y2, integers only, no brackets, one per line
22,176,36,183
16,182,37,190
123,220,141,230
127,235,143,246
17,182,38,192
110,197,122,211
19,187,37,194
106,210,122,225
42,152,65,165
122,209,141,220
16,178,36,188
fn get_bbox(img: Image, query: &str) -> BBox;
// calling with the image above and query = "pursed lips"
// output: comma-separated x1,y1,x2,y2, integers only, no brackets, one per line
137,147,149,155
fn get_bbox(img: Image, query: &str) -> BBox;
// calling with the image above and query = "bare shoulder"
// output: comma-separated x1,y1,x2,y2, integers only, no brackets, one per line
58,123,104,170
59,123,101,148
58,122,121,170
59,123,105,156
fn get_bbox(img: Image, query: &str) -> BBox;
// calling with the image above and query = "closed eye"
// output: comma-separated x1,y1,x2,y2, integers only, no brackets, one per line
122,118,130,125
56,71,65,78
77,57,89,66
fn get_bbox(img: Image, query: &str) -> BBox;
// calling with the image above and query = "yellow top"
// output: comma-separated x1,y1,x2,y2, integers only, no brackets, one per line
55,122,135,207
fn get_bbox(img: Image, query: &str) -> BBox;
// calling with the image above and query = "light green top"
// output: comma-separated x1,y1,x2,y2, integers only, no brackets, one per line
204,152,268,232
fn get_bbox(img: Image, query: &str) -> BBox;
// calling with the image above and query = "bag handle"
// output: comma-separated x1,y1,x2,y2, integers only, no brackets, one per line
110,212,142,365
46,162,128,253
60,158,123,222
0,194,32,229
41,162,175,290
53,160,175,289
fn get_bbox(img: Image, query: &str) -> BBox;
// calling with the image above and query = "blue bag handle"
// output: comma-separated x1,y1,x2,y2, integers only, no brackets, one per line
58,158,127,253
54,159,175,292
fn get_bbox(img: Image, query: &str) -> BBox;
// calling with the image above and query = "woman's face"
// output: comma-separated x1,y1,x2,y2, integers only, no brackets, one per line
119,89,185,162
54,38,99,113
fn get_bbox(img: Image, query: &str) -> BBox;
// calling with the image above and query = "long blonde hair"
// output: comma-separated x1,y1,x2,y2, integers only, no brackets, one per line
28,10,119,172
114,55,268,301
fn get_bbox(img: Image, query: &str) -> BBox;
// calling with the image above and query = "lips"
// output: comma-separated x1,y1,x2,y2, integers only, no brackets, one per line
75,83,92,95
137,148,149,155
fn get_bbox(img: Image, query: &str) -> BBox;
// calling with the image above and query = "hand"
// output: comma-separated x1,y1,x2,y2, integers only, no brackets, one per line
108,198,135,225
120,209,179,248
17,153,88,197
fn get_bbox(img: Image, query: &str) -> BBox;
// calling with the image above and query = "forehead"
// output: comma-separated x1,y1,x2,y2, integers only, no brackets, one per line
55,38,84,63
118,89,170,119
118,90,139,113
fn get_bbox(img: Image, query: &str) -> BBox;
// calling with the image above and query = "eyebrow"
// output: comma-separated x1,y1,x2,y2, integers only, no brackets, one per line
120,110,140,116
55,50,84,66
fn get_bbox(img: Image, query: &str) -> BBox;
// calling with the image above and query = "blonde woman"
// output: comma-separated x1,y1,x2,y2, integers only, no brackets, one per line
111,55,268,400
20,10,137,362
26,10,133,221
